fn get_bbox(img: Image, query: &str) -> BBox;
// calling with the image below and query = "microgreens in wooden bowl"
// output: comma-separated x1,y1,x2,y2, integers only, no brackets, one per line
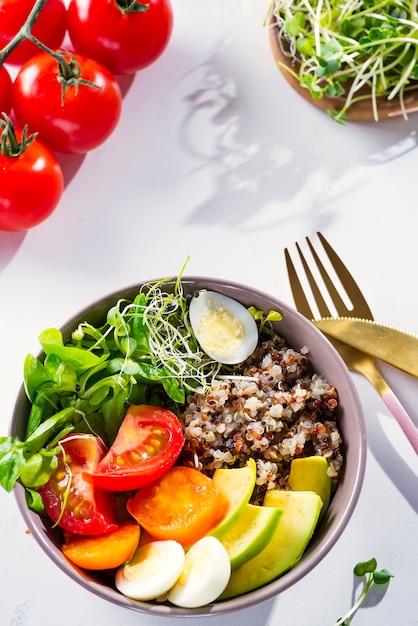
268,0,418,123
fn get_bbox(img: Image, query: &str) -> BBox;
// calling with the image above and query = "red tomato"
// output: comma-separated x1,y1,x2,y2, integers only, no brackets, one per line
127,466,226,547
85,405,185,492
67,0,173,75
0,65,12,114
12,51,122,154
0,0,67,65
0,119,64,231
38,434,118,535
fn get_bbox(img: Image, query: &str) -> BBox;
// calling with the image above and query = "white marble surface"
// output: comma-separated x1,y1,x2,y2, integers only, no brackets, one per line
1,1,418,624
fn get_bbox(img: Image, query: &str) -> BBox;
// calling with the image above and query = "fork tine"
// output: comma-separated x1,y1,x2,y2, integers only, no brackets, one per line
286,233,375,322
315,232,374,320
284,248,315,319
305,236,351,317
295,242,333,318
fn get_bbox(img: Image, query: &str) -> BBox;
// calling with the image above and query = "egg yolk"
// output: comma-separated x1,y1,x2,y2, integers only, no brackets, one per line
197,308,244,357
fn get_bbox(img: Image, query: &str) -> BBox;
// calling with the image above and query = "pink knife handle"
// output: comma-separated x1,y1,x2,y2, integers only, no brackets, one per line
381,391,418,454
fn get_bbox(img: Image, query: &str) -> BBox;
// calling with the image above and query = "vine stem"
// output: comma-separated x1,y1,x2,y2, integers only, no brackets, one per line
0,0,52,65
0,0,89,92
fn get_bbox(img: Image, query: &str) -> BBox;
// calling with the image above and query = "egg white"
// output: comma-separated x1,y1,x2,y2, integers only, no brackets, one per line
115,540,185,601
189,290,258,364
167,536,231,608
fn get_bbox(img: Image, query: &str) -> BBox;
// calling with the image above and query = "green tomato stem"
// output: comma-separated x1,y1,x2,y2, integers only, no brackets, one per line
0,114,37,157
116,0,150,15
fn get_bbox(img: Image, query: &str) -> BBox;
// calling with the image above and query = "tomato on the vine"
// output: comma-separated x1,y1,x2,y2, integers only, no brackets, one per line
0,0,67,66
12,51,123,154
0,115,64,231
0,65,12,114
85,405,185,492
39,434,118,535
67,0,173,75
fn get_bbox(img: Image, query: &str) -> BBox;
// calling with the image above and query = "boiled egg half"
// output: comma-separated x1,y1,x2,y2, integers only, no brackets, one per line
189,290,258,364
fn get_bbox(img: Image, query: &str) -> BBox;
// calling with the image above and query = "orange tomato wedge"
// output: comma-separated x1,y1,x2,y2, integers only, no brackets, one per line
62,521,140,570
127,466,226,547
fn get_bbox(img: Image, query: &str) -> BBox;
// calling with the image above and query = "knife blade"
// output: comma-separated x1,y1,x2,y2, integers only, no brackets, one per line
313,317,418,378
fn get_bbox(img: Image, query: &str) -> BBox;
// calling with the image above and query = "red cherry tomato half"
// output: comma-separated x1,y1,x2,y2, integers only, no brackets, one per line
85,405,185,492
38,434,118,535
12,51,122,154
0,122,64,232
67,0,173,75
0,65,12,114
0,0,67,65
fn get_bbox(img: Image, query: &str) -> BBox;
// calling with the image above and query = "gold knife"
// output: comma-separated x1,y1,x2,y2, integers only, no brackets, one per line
313,317,418,378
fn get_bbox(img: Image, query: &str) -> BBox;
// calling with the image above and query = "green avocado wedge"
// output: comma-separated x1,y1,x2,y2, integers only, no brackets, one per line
209,458,257,540
220,503,282,570
287,456,331,518
220,490,322,599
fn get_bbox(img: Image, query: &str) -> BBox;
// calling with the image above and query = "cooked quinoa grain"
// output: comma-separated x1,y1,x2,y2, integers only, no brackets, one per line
179,334,343,504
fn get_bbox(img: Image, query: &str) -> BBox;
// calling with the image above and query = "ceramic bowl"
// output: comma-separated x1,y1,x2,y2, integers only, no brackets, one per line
267,5,418,122
10,277,367,617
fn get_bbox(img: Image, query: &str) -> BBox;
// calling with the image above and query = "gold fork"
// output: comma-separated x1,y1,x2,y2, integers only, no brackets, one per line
285,232,418,455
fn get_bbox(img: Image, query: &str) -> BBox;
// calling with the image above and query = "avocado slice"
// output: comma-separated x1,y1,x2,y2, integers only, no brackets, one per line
288,456,331,517
209,458,257,539
220,490,322,599
220,503,282,570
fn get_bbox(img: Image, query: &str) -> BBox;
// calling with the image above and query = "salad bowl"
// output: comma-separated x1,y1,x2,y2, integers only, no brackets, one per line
10,276,367,616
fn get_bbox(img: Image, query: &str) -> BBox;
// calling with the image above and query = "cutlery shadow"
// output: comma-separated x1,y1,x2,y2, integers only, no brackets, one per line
368,428,418,514
359,364,418,514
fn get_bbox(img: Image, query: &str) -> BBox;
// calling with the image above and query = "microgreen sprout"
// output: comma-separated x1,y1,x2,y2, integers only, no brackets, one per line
334,558,394,625
248,306,283,335
52,436,75,528
270,0,418,122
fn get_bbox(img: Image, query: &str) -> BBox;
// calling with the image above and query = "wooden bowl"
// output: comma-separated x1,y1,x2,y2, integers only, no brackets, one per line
267,6,418,122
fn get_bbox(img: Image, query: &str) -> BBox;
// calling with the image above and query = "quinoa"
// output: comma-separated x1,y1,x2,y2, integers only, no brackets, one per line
179,334,344,504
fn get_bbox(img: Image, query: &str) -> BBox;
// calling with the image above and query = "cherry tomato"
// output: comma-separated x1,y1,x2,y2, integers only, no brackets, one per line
12,51,122,154
67,0,173,75
0,0,67,66
0,118,64,231
38,434,118,535
0,65,12,114
127,466,227,547
62,521,140,569
86,405,185,492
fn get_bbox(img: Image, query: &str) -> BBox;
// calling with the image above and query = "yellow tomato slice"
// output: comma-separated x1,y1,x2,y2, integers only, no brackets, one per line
62,521,140,570
127,466,226,547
